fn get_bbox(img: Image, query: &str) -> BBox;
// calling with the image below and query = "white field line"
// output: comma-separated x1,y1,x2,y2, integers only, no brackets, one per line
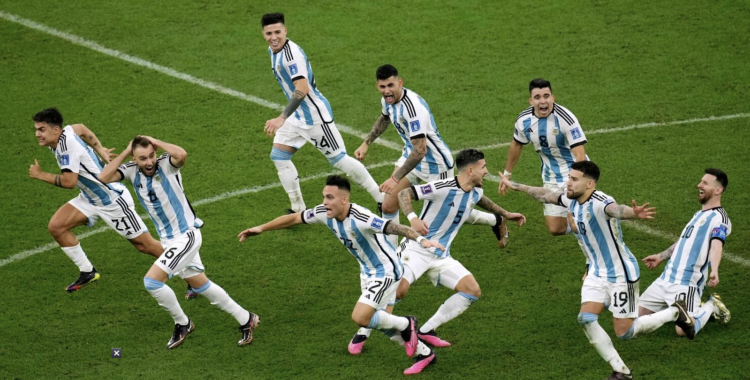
2,11,747,269
0,11,402,151
0,161,392,268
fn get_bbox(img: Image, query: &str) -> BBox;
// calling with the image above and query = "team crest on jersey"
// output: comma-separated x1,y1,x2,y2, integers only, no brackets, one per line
421,185,433,195
586,212,592,221
552,128,559,136
410,120,421,132
571,127,582,139
289,63,298,75
58,154,69,166
371,218,384,229
699,219,706,226
155,174,162,182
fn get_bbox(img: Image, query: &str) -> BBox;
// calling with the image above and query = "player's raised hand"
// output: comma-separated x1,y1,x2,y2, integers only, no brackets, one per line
409,218,429,236
264,116,285,137
354,142,369,161
505,212,526,227
237,227,263,242
631,200,656,220
100,147,117,163
29,159,42,179
708,270,719,287
379,176,398,194
420,238,445,251
498,172,516,195
642,254,662,269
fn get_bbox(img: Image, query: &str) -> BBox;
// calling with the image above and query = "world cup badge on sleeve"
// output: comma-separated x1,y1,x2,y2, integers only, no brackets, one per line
571,127,582,139
421,185,433,195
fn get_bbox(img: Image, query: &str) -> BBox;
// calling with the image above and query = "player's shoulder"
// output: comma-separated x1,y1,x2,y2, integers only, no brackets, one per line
516,106,534,121
400,88,425,118
350,203,376,221
590,190,614,205
58,125,83,152
552,103,577,125
433,177,459,190
283,40,304,60
708,207,730,225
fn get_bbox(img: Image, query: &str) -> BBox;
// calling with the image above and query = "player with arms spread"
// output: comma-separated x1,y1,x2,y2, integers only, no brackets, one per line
261,13,383,213
639,168,732,338
28,108,163,292
502,161,694,380
238,175,444,375
499,79,588,235
100,136,259,349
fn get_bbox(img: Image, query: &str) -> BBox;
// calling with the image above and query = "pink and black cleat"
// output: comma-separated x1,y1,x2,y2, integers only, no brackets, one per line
417,329,451,347
400,316,419,357
348,333,368,355
404,349,437,375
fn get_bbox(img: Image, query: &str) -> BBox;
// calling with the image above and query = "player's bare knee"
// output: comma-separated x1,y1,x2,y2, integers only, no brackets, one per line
47,220,66,238
351,312,369,327
381,202,399,215
463,285,481,299
396,281,410,300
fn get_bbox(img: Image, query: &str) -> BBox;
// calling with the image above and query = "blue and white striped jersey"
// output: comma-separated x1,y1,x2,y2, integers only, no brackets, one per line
51,125,127,207
660,207,731,292
381,88,454,176
301,203,402,280
559,190,640,283
514,104,587,184
118,153,202,241
269,39,333,126
407,177,482,258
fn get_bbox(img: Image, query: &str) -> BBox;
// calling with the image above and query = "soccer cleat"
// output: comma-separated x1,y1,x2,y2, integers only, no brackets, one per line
403,349,437,375
400,316,419,357
348,333,368,355
605,371,633,380
238,313,260,346
672,300,695,340
167,320,195,349
418,329,451,347
66,268,100,292
185,285,198,299
710,293,731,324
491,216,509,248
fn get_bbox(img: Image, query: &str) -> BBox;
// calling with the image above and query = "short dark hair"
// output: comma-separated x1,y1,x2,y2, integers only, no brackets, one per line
571,161,600,182
32,108,63,127
456,149,485,172
261,13,285,27
704,168,728,191
376,64,399,81
529,78,552,93
325,175,351,192
131,135,154,151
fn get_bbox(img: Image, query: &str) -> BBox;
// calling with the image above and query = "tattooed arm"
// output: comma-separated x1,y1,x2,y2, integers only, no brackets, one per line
29,159,77,189
398,187,429,235
642,242,677,269
604,200,656,220
384,220,445,251
72,124,115,163
500,173,561,204
264,79,309,137
476,195,527,226
355,114,391,161
392,137,427,181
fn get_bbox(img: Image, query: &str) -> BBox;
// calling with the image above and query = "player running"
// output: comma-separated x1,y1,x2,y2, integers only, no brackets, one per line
499,79,588,235
502,161,694,380
260,13,383,213
639,169,732,338
29,108,163,292
99,136,259,349
238,175,444,375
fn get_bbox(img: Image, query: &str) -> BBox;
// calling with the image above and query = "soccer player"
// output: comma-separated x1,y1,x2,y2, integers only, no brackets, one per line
639,169,732,338
99,136,259,348
29,108,163,292
349,149,526,353
501,161,693,380
354,64,507,248
499,79,588,235
260,13,383,212
238,175,444,375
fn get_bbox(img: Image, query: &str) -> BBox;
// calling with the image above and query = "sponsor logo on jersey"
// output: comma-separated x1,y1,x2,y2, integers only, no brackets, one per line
421,185,433,195
59,154,70,166
289,63,298,75
371,218,384,229
410,120,421,132
571,127,582,139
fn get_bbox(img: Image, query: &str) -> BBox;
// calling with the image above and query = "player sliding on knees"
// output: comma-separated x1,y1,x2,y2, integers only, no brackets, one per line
348,149,526,355
99,136,259,349
501,161,688,380
29,108,164,292
238,175,444,375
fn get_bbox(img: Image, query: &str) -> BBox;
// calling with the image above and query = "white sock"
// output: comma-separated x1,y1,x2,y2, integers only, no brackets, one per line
368,310,409,331
382,211,400,247
464,210,496,226
333,155,384,203
271,152,305,212
420,292,476,333
195,280,250,325
357,327,372,337
144,277,189,325
579,313,630,375
627,307,678,339
61,244,93,272
694,299,715,334
381,329,429,356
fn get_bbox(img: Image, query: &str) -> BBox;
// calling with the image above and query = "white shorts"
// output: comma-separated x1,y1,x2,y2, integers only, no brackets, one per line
395,155,454,185
68,191,148,239
273,118,347,159
639,278,702,316
358,276,399,309
155,229,205,278
543,182,568,217
582,275,639,319
400,242,471,290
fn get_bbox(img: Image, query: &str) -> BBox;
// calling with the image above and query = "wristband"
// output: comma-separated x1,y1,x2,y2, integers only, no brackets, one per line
503,170,512,177
407,212,418,221
391,175,399,183
416,236,425,244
